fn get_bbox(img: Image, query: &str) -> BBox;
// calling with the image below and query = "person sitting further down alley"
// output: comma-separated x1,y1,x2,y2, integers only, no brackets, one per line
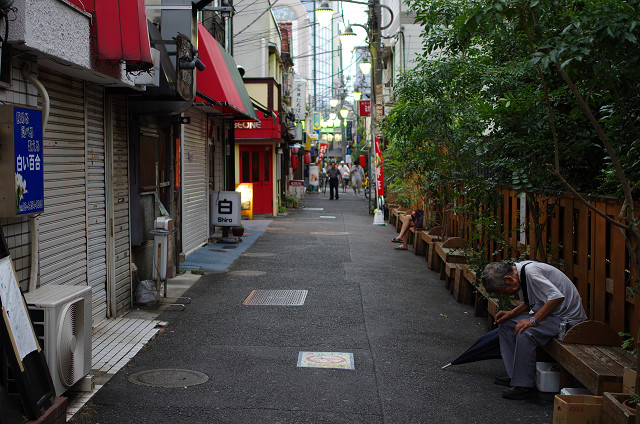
480,261,587,400
391,210,423,250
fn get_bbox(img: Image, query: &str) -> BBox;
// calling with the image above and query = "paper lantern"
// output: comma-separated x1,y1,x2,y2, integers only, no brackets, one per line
291,154,299,170
303,152,311,165
360,154,367,168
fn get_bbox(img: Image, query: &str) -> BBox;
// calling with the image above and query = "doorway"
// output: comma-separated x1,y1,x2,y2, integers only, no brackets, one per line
239,145,273,215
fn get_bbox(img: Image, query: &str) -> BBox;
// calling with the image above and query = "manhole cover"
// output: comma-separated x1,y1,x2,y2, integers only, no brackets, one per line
243,290,308,306
242,253,275,257
128,369,209,388
310,231,349,236
229,270,267,276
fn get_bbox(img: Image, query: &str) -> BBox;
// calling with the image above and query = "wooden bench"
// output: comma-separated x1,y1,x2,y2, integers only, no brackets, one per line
542,320,635,395
452,264,475,304
389,207,408,228
433,237,467,285
419,227,443,269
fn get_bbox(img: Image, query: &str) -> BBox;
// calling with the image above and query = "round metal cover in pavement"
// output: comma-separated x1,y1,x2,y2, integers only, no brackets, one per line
128,369,209,388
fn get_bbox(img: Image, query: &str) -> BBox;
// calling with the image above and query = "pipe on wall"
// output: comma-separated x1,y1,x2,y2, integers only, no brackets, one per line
21,64,49,292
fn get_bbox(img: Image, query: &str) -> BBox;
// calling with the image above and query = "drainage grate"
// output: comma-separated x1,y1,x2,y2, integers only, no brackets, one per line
242,253,275,257
243,290,308,306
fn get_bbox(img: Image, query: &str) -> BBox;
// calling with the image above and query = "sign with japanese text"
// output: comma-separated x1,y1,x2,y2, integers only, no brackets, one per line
313,112,321,130
359,100,371,117
375,137,384,197
13,107,44,215
212,191,241,227
346,120,353,141
318,142,329,162
292,80,306,121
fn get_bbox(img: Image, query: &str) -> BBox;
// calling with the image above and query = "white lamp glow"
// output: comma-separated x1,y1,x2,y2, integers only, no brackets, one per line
329,98,339,108
340,109,348,119
352,92,362,101
359,61,371,75
329,112,337,120
316,2,334,27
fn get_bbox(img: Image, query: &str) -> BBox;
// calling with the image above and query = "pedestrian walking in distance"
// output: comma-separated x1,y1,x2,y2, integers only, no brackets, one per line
326,161,341,200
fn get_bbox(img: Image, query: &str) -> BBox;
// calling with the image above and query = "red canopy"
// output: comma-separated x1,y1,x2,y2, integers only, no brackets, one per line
196,23,258,120
68,0,153,69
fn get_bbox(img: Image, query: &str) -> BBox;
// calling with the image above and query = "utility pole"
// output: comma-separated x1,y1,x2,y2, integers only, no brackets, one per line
368,0,381,214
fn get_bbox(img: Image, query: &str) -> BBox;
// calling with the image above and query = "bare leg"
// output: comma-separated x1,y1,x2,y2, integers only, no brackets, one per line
400,219,414,248
396,215,414,247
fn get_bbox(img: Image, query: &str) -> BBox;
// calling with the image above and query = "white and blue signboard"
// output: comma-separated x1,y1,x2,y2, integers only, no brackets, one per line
13,107,44,215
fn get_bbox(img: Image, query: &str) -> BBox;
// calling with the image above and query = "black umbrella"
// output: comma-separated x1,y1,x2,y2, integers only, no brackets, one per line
442,327,502,369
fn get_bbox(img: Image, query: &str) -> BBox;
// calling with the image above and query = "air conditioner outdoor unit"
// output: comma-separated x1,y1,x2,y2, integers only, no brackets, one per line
24,285,92,396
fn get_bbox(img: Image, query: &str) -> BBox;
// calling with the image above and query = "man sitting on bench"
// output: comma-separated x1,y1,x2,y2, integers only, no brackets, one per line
481,261,587,400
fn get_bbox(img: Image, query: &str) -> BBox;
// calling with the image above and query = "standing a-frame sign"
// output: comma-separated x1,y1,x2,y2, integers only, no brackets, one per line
0,227,55,419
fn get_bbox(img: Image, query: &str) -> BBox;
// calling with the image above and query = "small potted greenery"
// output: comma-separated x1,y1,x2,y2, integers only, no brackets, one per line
231,225,244,236
285,195,298,208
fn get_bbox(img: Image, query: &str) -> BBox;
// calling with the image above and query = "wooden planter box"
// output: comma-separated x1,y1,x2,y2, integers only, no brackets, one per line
602,393,635,424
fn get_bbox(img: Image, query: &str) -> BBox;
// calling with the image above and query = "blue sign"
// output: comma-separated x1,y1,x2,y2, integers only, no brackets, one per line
13,107,43,215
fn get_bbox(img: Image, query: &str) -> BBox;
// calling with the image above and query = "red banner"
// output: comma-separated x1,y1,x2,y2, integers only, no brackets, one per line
375,137,384,197
318,142,329,162
359,100,371,117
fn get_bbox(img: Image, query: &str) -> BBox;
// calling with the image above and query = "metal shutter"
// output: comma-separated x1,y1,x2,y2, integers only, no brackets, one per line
37,70,88,287
182,110,209,255
86,83,108,323
110,95,131,316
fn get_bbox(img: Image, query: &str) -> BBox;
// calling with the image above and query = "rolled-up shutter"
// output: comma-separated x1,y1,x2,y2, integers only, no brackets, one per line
86,83,108,323
181,109,208,255
38,70,88,287
110,95,131,316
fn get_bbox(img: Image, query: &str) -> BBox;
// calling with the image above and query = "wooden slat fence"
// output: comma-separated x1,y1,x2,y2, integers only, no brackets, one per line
422,187,639,340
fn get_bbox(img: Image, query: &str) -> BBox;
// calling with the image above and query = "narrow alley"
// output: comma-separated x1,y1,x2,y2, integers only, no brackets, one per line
69,192,552,424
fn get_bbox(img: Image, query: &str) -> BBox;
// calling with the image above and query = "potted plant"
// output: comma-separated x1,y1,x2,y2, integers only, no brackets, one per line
285,195,298,208
231,225,244,236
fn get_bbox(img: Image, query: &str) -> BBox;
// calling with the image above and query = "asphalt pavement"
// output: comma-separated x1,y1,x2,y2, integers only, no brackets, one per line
69,188,553,424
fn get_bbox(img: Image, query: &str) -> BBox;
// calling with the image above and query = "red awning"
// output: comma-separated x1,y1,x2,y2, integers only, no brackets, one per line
94,0,153,69
196,23,258,120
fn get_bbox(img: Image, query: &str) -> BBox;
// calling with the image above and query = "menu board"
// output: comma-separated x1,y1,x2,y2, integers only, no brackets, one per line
0,256,38,364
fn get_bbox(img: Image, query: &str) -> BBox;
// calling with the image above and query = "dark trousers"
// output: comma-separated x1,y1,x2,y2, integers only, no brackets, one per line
329,178,339,199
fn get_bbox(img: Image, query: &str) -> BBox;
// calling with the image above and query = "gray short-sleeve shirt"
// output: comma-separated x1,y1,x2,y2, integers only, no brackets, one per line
515,261,587,325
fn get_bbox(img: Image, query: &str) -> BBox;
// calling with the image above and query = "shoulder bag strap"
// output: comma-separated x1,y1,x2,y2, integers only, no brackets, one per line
519,262,532,307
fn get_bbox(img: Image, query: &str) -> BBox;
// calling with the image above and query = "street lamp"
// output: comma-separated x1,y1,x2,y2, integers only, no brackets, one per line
330,98,339,108
339,109,349,119
316,1,334,27
359,60,371,75
352,91,362,101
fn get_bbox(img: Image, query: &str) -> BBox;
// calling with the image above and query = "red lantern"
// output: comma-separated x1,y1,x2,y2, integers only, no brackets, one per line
291,154,299,170
360,154,367,168
303,152,311,165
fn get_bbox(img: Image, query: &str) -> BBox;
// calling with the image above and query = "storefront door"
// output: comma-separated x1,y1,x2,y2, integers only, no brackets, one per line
239,145,273,215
